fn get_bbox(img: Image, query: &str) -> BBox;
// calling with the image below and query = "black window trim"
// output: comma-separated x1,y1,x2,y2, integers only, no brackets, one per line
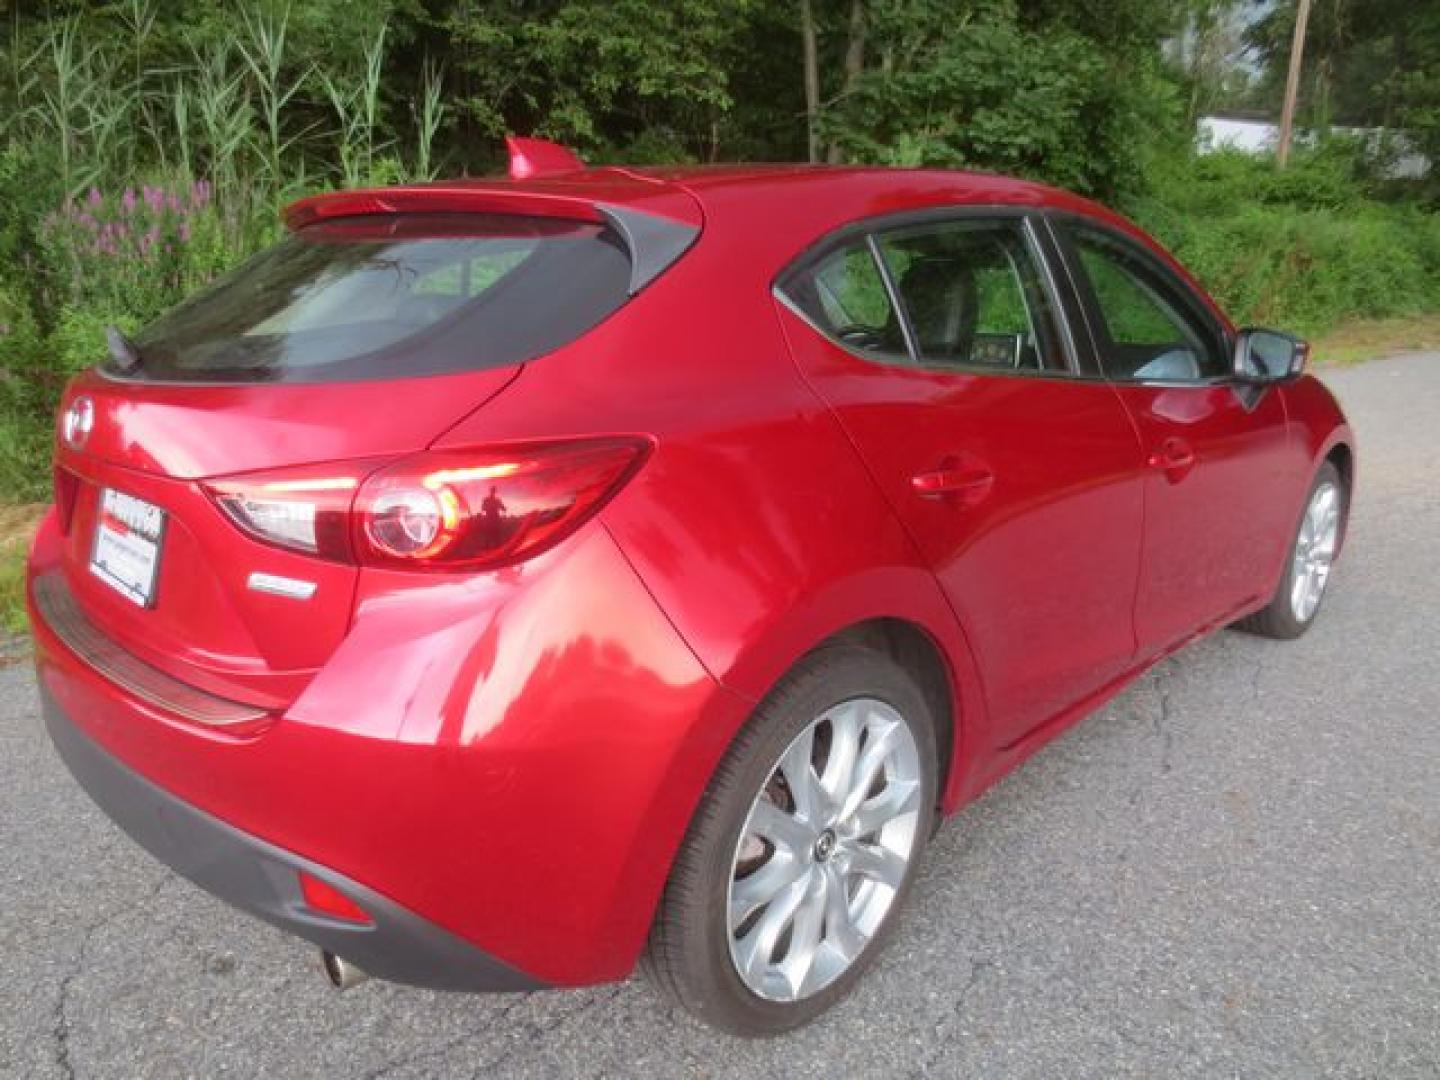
772,204,1083,381
865,231,921,364
1043,211,1236,388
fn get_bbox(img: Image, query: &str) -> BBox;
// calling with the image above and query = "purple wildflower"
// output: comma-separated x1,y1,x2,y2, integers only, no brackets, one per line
121,188,137,214
87,186,103,208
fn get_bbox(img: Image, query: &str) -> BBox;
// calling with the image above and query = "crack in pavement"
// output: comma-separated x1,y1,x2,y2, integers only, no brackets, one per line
905,957,995,1078
360,984,631,1080
50,872,170,1080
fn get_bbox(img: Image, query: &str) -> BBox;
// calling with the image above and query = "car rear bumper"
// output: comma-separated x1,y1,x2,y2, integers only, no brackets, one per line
42,684,539,991
29,509,746,987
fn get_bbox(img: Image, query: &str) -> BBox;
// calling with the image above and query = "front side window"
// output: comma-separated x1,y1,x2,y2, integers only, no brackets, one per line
1060,223,1228,382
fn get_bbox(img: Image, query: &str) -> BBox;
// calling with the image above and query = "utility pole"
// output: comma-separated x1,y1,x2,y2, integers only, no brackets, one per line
1276,0,1312,168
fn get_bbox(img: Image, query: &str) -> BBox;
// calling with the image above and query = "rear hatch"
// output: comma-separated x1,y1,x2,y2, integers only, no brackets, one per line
46,183,700,709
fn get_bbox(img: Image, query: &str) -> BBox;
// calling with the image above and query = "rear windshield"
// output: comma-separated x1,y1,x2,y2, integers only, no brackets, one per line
119,213,631,383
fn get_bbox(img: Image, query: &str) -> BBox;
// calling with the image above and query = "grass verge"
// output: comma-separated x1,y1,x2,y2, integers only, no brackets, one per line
1312,313,1440,367
0,503,45,640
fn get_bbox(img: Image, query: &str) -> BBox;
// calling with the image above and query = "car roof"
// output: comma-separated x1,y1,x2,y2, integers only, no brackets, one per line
290,164,1113,233
632,163,1113,218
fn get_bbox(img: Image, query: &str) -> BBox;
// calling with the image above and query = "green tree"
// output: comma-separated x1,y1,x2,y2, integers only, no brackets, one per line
430,0,773,165
810,0,1184,198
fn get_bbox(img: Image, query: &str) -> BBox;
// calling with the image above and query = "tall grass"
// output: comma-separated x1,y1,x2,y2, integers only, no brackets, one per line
3,5,447,212
237,6,315,201
413,60,448,182
320,22,394,188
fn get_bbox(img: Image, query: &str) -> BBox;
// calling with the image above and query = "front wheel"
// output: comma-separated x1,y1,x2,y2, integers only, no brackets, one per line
645,646,937,1035
1238,461,1346,639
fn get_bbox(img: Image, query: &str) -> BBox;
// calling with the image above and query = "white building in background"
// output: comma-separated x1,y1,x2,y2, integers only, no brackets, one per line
1197,116,1277,153
1197,115,1431,178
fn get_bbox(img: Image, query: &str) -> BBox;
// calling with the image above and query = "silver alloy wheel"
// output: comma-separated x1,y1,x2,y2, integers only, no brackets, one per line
1291,480,1342,623
726,697,923,1002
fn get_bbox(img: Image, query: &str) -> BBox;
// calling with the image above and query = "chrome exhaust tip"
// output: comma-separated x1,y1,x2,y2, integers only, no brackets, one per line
321,950,369,990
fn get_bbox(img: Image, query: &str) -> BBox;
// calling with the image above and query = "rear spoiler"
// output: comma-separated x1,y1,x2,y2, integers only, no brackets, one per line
504,136,584,179
282,172,701,295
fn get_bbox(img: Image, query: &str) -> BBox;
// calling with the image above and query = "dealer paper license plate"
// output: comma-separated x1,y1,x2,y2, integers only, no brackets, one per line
90,488,166,607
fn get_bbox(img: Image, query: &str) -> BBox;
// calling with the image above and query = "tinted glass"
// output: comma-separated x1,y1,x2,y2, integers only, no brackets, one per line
781,239,909,365
876,219,1067,372
1063,224,1227,381
122,213,631,383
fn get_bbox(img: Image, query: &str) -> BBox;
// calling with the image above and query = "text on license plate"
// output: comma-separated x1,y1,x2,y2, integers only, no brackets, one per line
90,488,165,607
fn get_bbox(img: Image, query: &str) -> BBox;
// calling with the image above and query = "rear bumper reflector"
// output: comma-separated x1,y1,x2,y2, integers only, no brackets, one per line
31,571,270,728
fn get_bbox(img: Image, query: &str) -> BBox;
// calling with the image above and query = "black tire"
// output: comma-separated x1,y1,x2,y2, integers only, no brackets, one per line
644,644,938,1036
1236,461,1346,640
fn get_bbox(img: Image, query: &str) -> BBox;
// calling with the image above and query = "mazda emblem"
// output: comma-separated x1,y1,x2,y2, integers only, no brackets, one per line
62,396,94,451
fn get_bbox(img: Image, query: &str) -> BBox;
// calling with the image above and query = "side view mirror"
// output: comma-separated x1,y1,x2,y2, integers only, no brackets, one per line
1234,328,1309,382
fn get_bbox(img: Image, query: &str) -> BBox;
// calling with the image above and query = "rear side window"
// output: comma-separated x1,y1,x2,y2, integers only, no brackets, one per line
122,213,631,383
779,216,1068,374
781,239,910,365
875,219,1067,373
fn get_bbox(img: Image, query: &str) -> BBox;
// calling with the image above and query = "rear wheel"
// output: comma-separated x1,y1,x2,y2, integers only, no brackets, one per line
645,646,937,1035
1237,461,1346,639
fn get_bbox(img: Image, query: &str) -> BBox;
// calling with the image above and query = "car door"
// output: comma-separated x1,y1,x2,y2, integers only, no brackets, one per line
776,211,1146,749
1048,216,1295,655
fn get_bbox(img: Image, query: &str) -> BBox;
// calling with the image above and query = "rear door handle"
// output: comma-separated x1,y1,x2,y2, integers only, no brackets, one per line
1146,436,1196,481
912,460,995,506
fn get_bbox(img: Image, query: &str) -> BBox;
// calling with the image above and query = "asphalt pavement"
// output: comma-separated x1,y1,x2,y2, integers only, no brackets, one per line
2,354,1437,1078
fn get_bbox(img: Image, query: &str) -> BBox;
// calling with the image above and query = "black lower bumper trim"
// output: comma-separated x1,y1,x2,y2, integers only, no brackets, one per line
42,689,543,993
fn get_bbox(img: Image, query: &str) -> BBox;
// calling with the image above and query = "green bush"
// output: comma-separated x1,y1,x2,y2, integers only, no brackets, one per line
0,284,54,502
0,177,262,503
1136,204,1440,335
0,543,27,636
1145,145,1372,216
1129,147,1440,336
0,417,52,504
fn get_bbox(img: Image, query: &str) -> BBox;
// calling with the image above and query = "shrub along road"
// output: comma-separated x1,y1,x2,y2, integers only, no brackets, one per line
2,355,1437,1078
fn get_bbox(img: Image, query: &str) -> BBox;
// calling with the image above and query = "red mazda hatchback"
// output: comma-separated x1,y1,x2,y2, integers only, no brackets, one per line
29,138,1353,1034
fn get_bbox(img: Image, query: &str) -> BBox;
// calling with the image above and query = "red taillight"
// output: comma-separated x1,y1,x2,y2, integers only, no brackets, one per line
203,438,649,571
355,437,650,570
297,871,371,924
206,462,374,563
